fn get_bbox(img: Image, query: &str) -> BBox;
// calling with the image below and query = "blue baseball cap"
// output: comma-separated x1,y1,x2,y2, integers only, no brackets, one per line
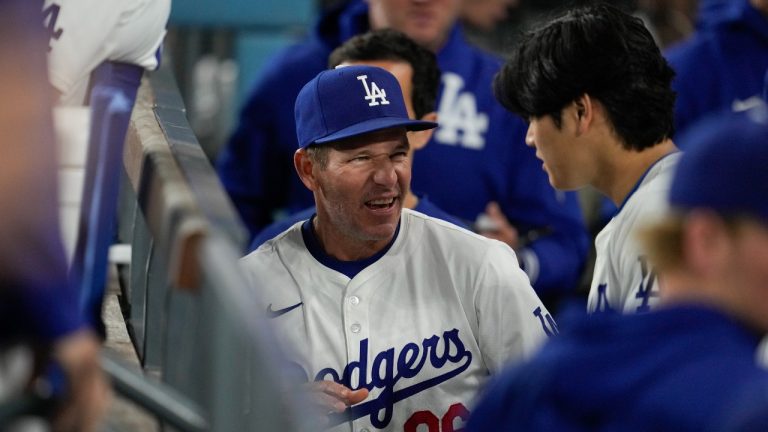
669,105,768,222
294,65,437,148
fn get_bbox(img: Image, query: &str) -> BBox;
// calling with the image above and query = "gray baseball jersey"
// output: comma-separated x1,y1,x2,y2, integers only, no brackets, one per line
241,209,554,431
44,0,170,105
587,153,681,314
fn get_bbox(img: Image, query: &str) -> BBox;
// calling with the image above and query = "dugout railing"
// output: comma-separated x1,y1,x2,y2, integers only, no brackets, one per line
115,61,300,431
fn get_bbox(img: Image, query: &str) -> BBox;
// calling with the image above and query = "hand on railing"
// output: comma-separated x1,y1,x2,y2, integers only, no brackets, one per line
49,329,111,432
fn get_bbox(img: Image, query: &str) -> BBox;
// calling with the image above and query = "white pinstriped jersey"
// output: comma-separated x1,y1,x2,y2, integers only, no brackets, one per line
587,153,681,314
43,0,170,105
241,209,554,432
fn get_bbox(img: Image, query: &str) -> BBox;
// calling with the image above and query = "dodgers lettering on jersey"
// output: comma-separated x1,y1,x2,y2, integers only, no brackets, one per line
318,329,472,429
435,72,489,150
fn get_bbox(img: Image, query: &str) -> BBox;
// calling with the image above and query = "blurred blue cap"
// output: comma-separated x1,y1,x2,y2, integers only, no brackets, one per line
294,65,437,149
670,105,768,222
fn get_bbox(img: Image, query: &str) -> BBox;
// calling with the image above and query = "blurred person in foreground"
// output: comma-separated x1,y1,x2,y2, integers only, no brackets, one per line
665,0,768,140
0,1,108,431
467,105,768,432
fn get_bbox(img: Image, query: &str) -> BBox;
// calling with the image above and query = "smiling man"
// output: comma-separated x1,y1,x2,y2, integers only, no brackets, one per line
493,3,679,314
240,65,552,431
248,29,467,251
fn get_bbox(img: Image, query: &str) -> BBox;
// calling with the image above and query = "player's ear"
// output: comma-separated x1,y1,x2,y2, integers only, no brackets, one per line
294,148,318,191
408,111,438,151
574,93,594,136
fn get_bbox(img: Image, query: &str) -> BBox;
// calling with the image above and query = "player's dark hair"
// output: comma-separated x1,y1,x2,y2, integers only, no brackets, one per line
493,3,676,151
329,29,441,119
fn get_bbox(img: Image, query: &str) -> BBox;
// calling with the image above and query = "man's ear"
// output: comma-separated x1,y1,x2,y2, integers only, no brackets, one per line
573,93,595,136
294,149,318,191
683,210,733,277
408,111,438,151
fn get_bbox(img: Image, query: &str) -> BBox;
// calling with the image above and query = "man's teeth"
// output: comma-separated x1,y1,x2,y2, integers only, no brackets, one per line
369,198,394,205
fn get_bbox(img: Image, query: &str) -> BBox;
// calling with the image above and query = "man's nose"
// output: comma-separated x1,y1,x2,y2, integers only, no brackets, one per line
525,124,535,147
372,157,398,186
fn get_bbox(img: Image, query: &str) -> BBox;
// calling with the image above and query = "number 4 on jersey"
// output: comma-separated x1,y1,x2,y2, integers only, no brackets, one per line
42,3,63,51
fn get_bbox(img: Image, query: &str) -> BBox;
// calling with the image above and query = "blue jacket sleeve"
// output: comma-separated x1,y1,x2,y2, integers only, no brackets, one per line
216,44,328,242
501,123,589,297
249,207,317,252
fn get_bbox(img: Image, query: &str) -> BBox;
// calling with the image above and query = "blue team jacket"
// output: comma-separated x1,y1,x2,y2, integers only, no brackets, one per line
466,305,768,432
217,0,588,295
665,0,768,140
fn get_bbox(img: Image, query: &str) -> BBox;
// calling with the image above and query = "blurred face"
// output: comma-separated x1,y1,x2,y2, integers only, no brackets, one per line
367,0,461,52
460,0,519,31
306,128,411,256
725,220,768,329
525,113,591,190
750,0,768,14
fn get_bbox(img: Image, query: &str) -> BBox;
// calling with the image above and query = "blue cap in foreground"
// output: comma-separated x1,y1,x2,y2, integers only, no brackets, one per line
670,105,768,222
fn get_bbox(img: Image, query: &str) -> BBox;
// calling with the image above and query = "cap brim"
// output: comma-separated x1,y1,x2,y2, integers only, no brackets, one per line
313,117,438,146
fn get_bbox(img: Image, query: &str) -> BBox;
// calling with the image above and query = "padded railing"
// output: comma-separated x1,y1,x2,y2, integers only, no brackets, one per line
116,62,299,430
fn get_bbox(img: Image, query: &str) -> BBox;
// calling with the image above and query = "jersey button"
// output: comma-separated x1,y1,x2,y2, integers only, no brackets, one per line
350,323,361,333
349,295,360,305
360,428,370,432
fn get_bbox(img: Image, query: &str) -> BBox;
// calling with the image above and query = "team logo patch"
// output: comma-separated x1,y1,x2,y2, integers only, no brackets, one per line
435,72,488,150
357,74,390,107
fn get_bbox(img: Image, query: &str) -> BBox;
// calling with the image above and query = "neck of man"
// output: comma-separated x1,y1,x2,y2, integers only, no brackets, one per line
595,138,678,206
312,215,395,262
750,0,768,16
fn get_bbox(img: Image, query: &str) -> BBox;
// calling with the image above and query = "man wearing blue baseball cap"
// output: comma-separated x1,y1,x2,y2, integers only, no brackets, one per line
240,65,554,431
466,106,768,431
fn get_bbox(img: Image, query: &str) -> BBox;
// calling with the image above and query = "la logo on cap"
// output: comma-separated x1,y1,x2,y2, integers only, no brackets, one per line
357,74,390,107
